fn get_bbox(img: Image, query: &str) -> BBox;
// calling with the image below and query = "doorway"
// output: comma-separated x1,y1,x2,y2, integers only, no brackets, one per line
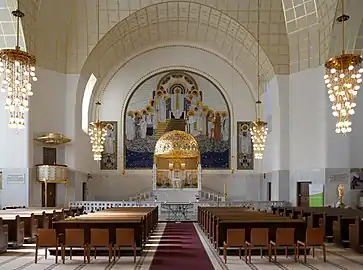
42,183,56,207
43,147,57,164
297,182,311,207
267,182,271,201
82,182,87,201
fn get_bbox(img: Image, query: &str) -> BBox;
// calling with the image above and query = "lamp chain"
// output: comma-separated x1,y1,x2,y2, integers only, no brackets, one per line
341,0,345,54
95,101,101,122
16,0,20,48
256,0,261,120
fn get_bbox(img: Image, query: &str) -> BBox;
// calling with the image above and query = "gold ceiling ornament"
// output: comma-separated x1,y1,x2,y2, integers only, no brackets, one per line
154,130,200,159
324,0,363,134
0,1,37,129
250,0,268,160
89,101,107,161
34,133,71,145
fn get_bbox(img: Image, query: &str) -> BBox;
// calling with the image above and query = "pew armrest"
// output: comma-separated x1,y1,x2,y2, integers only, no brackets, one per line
297,241,305,247
270,241,276,246
245,241,251,247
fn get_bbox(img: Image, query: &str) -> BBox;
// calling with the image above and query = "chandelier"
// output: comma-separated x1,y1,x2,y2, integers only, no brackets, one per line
89,102,107,161
250,0,268,160
0,3,37,129
324,0,363,134
250,118,268,159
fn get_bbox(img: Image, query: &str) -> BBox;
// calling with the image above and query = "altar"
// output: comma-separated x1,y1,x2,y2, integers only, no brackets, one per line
152,130,202,203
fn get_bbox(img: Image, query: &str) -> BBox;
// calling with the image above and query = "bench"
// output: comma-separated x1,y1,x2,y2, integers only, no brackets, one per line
1,215,24,248
50,207,158,256
199,207,306,255
0,219,8,253
271,206,363,248
349,217,363,253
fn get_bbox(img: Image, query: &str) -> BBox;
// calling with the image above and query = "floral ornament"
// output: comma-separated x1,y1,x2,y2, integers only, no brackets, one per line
187,110,195,117
156,89,164,97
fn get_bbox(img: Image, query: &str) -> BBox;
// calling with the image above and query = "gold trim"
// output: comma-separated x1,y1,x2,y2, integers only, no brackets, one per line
325,54,362,70
36,179,68,184
34,132,71,145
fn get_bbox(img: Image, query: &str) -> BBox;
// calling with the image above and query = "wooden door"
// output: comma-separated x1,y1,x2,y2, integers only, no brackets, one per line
297,182,311,207
82,182,87,201
267,182,271,201
42,183,56,207
43,147,57,165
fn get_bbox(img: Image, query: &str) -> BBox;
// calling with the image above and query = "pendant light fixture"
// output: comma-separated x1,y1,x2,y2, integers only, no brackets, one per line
88,1,107,161
250,0,268,160
324,0,363,134
0,0,37,129
89,101,107,161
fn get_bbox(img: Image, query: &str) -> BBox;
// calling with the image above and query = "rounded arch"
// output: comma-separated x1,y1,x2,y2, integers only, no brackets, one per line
77,1,276,118
120,67,234,170
94,46,256,171
86,44,258,137
121,68,233,125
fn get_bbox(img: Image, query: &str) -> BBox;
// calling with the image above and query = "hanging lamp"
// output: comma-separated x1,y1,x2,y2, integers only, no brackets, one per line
250,0,268,160
0,0,37,129
89,101,107,161
88,1,107,161
324,0,363,134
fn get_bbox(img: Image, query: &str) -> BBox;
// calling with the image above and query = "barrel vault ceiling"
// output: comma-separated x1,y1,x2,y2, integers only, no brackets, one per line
1,0,362,79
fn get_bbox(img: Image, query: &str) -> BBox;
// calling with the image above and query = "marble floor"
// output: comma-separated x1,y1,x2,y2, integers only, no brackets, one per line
0,223,363,269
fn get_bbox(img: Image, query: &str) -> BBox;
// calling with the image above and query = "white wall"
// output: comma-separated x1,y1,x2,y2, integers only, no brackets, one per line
264,66,363,206
0,86,29,207
84,46,262,201
26,68,89,207
4,46,363,206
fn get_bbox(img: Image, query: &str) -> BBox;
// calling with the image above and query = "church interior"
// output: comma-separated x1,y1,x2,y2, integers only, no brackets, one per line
0,0,363,269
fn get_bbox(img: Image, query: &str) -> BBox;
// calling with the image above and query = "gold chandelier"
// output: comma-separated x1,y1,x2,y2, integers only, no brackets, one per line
89,102,107,161
324,0,363,134
250,0,268,160
0,2,37,129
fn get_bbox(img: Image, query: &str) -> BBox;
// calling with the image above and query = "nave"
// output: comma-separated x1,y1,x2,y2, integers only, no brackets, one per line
0,205,363,269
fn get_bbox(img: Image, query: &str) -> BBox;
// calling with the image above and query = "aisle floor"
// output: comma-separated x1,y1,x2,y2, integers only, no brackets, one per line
0,223,362,269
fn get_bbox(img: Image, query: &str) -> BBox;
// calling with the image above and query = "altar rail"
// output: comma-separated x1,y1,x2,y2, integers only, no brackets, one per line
70,200,290,213
35,164,68,181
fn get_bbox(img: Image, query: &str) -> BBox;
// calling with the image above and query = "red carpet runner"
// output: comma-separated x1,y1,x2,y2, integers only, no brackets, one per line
150,223,214,269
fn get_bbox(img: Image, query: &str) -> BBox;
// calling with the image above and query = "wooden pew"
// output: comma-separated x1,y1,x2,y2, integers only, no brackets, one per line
0,213,37,243
349,217,363,253
270,206,363,247
199,207,306,255
52,207,158,256
333,215,358,247
0,219,8,253
1,215,24,248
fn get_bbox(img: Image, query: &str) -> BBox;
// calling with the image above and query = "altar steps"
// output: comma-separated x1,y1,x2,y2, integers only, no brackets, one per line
166,118,185,132
154,120,169,139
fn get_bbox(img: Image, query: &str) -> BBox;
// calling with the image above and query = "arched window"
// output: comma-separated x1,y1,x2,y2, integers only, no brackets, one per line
82,74,97,133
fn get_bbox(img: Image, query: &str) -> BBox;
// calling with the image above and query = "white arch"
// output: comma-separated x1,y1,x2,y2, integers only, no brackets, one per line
82,73,97,133
94,46,255,171
77,2,276,110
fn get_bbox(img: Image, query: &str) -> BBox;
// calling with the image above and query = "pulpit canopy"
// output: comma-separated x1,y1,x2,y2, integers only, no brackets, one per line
154,130,199,158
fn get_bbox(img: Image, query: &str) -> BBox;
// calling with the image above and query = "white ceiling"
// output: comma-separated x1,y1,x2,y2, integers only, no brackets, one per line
0,0,26,49
1,0,362,78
